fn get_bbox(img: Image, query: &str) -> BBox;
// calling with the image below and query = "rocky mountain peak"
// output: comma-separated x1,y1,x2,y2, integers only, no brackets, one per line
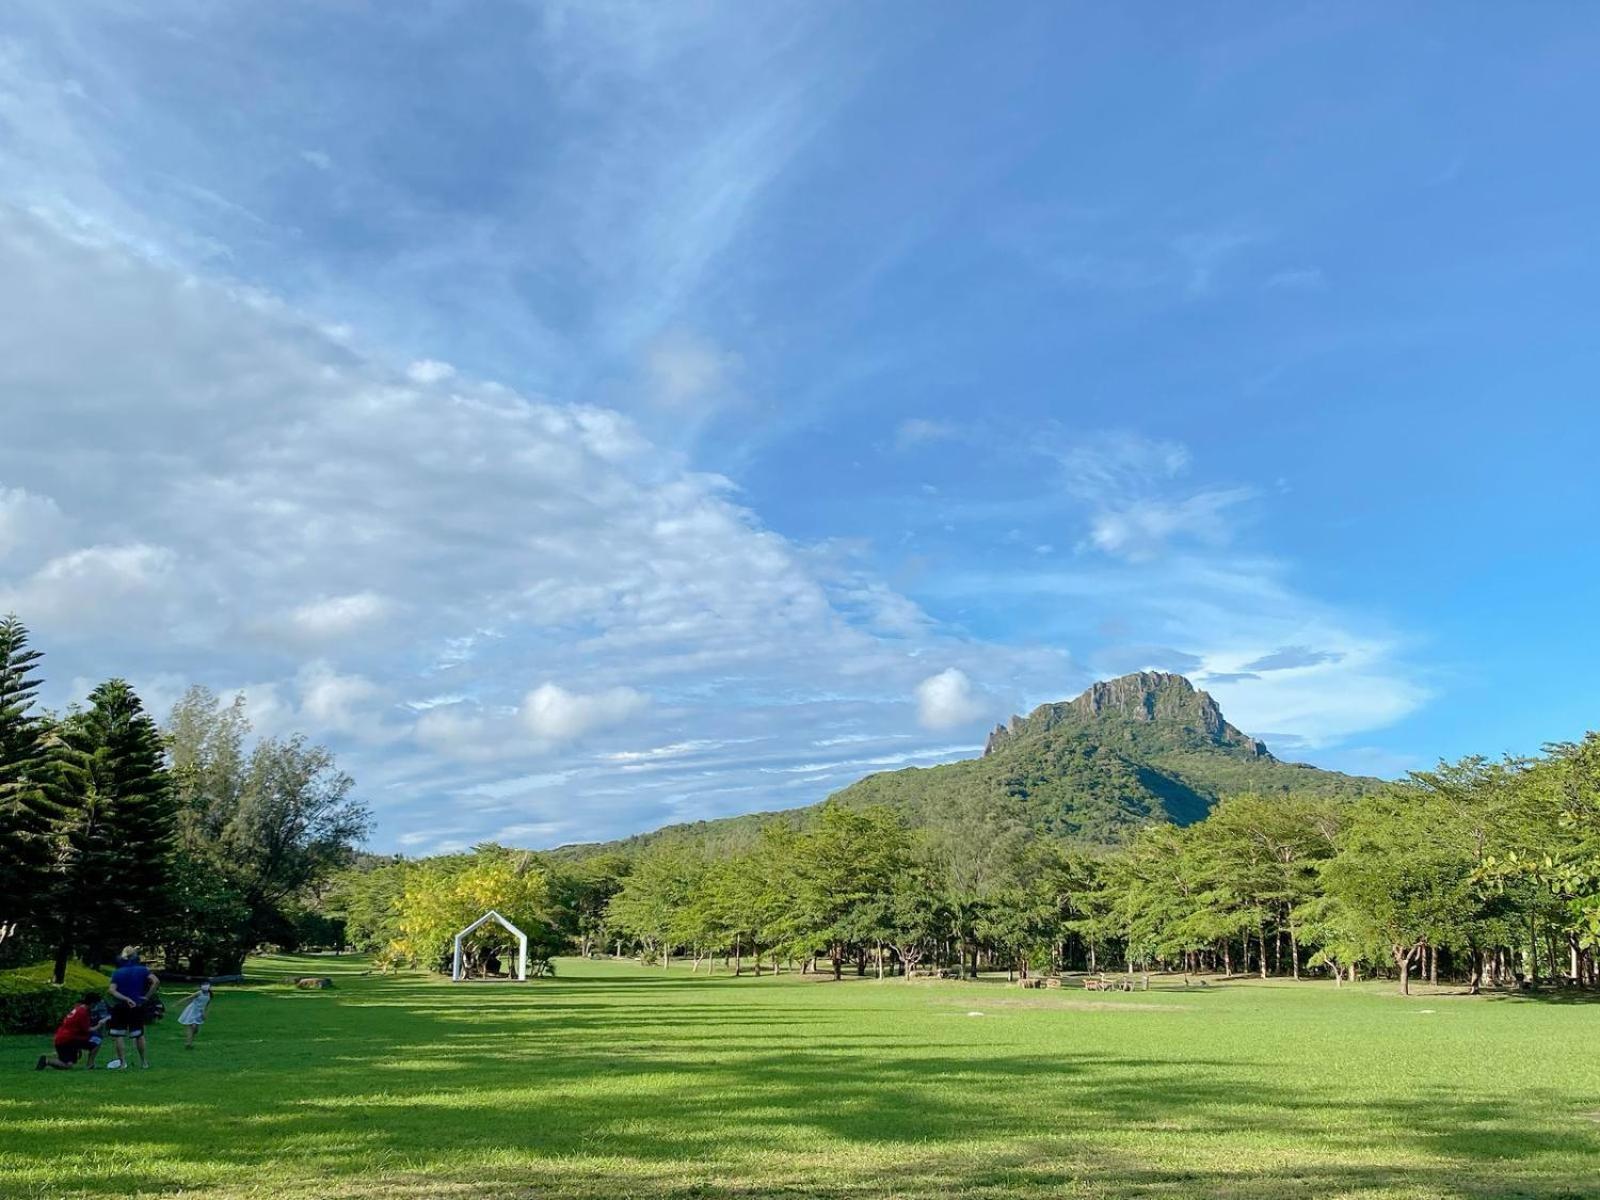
982,671,1270,759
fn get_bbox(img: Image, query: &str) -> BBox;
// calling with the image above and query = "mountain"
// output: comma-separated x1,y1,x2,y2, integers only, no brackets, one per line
833,671,1378,843
555,672,1381,856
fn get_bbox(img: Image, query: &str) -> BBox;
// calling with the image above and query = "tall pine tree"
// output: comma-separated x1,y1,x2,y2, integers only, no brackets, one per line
46,679,176,980
0,615,57,949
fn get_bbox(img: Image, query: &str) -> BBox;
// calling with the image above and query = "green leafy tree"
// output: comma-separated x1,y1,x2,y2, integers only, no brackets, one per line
920,805,1028,977
1100,823,1211,972
549,852,631,958
702,824,800,975
881,859,945,980
1538,735,1600,956
323,855,409,954
1401,756,1534,989
1321,791,1477,994
393,846,563,972
1198,794,1337,978
606,842,705,966
790,802,907,979
164,686,369,971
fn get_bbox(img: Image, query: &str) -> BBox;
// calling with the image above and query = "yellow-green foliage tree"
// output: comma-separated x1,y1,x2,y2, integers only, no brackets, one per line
392,846,560,973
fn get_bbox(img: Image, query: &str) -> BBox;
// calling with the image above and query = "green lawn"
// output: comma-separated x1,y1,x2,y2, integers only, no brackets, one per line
1,956,1597,1199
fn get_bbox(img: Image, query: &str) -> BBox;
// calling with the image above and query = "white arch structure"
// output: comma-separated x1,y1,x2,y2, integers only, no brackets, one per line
451,909,528,982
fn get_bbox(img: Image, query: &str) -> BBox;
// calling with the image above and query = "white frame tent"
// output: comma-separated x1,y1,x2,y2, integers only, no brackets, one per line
451,909,529,982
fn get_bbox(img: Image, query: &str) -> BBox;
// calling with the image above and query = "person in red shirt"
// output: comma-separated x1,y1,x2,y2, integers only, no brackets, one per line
35,992,108,1071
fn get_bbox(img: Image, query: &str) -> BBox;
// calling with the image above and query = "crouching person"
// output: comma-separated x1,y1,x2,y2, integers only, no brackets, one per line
36,991,107,1071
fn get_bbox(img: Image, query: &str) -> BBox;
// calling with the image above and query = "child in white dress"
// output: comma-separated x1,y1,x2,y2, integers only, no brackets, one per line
178,982,214,1048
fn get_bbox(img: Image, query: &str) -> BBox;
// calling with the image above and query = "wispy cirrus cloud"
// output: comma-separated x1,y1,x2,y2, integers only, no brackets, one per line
0,203,1048,848
643,330,741,413
1057,431,1256,562
0,2,1455,847
894,417,962,450
925,552,1427,752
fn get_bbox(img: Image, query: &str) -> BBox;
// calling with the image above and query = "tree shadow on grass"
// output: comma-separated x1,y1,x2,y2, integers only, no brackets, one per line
2,970,1597,1199
1481,987,1600,1006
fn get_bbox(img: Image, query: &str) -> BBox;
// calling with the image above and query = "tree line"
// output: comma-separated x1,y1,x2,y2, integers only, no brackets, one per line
0,616,369,980
8,607,1598,995
330,735,1600,995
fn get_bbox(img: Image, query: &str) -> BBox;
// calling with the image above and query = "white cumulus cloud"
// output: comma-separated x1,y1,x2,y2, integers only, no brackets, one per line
288,592,394,640
520,683,649,743
915,668,988,731
297,661,389,738
0,541,179,633
0,485,69,562
405,359,455,385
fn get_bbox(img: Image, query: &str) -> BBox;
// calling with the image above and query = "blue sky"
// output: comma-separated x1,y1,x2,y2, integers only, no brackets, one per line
2,3,1597,851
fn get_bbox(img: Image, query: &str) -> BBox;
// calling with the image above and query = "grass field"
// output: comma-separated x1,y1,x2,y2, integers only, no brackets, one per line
2,956,1598,1199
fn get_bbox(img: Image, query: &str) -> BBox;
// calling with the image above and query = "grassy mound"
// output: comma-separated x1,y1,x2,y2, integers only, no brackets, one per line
0,960,111,1033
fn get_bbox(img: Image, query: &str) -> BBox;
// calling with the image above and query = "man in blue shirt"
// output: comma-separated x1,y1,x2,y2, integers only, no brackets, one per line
106,951,159,1070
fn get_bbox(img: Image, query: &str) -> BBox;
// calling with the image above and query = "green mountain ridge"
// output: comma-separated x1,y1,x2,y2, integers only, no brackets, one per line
556,672,1381,857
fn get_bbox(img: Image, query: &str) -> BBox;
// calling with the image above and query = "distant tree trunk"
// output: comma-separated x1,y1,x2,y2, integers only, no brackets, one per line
831,945,843,981
1221,942,1232,977
1428,945,1438,987
876,940,885,981
1258,930,1268,980
1287,919,1301,981
52,940,71,986
1394,943,1415,995
732,936,742,977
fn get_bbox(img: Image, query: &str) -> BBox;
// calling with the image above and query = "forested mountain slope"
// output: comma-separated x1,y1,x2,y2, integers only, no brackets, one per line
556,672,1380,857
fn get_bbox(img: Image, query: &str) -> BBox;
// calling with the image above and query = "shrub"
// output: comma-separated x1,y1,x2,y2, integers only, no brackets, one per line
0,962,111,1034
0,986,67,1034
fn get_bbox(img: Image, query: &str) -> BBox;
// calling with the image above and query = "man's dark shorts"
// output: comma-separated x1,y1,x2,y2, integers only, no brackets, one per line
106,1003,143,1038
52,1039,90,1064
